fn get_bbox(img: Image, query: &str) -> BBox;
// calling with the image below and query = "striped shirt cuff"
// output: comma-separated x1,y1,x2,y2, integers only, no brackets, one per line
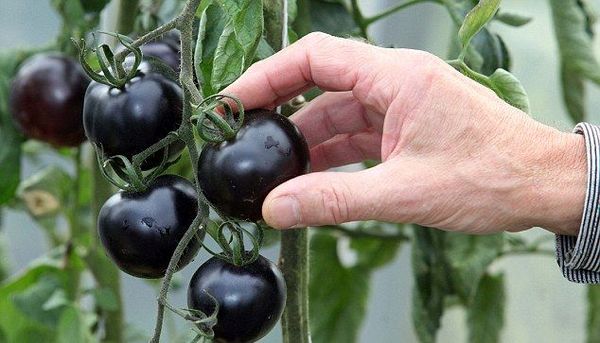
556,123,600,283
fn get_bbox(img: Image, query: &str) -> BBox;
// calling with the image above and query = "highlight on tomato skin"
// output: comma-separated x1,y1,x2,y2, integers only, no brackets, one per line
9,53,90,147
97,174,202,279
197,109,311,222
187,255,287,343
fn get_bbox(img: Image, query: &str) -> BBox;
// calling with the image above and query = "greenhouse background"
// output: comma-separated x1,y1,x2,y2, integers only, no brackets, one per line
1,0,599,341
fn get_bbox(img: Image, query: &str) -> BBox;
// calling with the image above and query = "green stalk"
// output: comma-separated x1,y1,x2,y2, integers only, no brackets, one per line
277,1,311,341
64,149,83,301
280,229,311,343
264,0,284,49
117,0,140,34
349,0,369,38
88,150,125,343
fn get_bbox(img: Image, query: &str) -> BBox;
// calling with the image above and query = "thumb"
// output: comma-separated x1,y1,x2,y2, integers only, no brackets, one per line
262,166,402,229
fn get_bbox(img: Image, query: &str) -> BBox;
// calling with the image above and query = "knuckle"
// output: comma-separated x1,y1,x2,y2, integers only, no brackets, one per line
320,182,351,224
301,31,333,46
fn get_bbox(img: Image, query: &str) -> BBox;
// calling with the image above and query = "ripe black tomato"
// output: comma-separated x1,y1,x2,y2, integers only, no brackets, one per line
197,109,310,221
98,175,201,278
187,255,287,343
9,54,90,147
83,59,183,169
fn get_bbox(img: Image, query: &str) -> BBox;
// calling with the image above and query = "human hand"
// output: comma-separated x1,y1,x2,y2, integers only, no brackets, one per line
222,32,586,235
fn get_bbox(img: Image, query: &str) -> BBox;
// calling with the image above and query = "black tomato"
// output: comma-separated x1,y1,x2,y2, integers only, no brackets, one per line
83,59,183,169
98,175,201,278
141,38,181,73
197,109,310,221
187,255,287,343
9,54,90,147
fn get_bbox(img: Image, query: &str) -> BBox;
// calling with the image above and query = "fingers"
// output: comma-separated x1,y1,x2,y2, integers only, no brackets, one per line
220,32,396,113
291,91,383,147
262,164,411,228
310,129,381,171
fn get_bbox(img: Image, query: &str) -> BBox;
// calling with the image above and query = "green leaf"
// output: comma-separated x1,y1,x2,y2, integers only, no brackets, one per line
310,231,401,343
458,0,501,53
16,166,73,218
0,260,64,342
42,289,69,311
445,233,504,301
56,306,95,343
411,228,504,343
586,285,600,343
0,52,26,205
488,68,531,113
549,0,600,84
197,0,264,93
196,3,228,95
79,0,110,13
411,228,450,343
90,287,119,312
468,31,511,75
467,273,505,343
210,23,245,91
12,275,67,327
255,37,276,61
310,0,358,36
561,62,586,123
51,0,87,30
495,11,532,27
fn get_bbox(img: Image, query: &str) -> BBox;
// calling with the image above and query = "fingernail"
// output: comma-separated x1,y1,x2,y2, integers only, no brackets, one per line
266,196,301,229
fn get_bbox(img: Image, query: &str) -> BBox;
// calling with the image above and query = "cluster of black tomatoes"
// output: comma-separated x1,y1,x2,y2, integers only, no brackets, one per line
9,35,310,342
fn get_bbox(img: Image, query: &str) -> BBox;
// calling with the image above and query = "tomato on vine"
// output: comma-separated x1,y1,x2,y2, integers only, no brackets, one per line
197,109,310,221
98,175,202,278
9,54,90,147
187,255,287,343
83,58,184,169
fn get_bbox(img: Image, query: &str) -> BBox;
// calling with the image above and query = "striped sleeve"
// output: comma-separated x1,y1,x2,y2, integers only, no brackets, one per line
556,122,600,283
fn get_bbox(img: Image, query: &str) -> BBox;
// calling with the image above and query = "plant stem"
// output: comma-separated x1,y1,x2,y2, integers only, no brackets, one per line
264,0,284,50
117,0,140,34
148,1,204,341
65,148,83,301
277,2,311,342
88,150,125,343
363,0,436,26
349,0,369,38
280,229,311,343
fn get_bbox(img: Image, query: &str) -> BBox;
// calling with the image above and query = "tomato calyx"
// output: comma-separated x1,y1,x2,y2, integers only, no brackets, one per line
202,221,265,267
93,131,180,192
73,32,142,89
160,291,220,339
191,94,245,143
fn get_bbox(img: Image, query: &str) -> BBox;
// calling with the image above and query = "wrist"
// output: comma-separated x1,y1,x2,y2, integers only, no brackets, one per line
523,129,586,235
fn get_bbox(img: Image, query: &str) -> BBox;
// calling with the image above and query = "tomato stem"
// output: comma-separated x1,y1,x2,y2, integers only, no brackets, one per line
278,2,312,342
280,229,311,343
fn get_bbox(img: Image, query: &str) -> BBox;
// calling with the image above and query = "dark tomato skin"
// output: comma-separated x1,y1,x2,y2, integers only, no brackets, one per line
187,255,287,343
197,109,310,221
9,54,90,146
83,59,183,169
141,39,181,73
98,175,201,278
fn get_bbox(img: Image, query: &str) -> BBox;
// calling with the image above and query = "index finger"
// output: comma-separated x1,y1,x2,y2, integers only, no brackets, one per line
220,32,390,112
